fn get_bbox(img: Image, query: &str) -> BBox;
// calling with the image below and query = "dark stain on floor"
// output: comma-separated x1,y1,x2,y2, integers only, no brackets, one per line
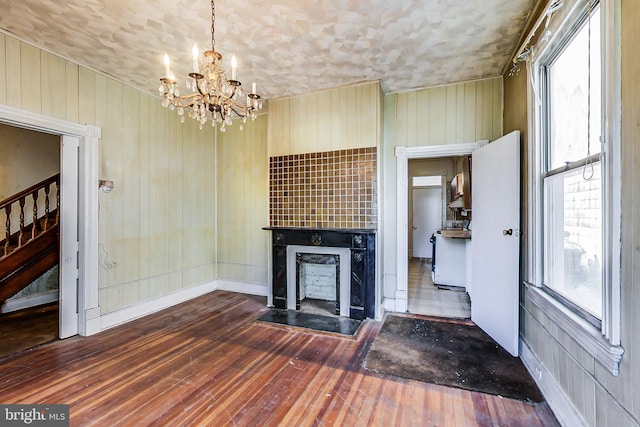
0,302,58,359
363,314,544,402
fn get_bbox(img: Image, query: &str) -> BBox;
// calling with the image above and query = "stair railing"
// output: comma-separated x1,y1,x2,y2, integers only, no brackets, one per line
1,174,60,258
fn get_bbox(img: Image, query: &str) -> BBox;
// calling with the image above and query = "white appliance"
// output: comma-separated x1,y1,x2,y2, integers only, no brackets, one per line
432,234,467,289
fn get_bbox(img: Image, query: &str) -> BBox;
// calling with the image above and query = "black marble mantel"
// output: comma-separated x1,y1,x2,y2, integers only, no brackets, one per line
263,227,376,320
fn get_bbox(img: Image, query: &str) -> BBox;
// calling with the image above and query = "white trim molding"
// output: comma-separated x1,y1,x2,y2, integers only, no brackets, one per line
100,281,217,330
601,0,622,348
520,338,589,427
382,297,396,312
526,283,624,376
216,280,269,297
2,292,59,313
0,104,101,138
394,142,478,313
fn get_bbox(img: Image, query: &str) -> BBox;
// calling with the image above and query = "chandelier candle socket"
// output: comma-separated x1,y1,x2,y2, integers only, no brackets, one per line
159,0,262,131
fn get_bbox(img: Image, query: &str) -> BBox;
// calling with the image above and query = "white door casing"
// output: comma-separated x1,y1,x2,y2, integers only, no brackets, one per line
471,131,521,356
59,135,80,338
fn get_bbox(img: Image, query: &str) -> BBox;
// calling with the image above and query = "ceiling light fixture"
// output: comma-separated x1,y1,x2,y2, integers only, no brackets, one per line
159,0,262,131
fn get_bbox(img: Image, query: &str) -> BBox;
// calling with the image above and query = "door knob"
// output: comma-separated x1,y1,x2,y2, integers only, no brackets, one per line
412,225,418,230
503,228,513,236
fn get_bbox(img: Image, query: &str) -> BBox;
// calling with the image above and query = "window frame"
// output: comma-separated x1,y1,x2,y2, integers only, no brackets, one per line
540,19,604,325
527,0,623,375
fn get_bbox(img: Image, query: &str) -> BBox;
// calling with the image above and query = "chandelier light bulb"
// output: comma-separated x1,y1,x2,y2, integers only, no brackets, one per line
192,43,199,72
163,53,171,78
231,54,237,80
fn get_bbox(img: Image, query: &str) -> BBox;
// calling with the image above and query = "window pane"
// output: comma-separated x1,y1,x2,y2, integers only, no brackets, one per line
544,162,602,318
548,7,601,170
413,176,441,187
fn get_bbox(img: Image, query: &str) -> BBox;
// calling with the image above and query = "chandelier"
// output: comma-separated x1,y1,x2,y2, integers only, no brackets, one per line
159,0,262,131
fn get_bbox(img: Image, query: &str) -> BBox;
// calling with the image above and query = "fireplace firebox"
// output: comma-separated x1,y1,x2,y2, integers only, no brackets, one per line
264,227,376,320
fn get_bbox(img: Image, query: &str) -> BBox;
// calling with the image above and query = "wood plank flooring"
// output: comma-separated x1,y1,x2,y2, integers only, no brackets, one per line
0,291,559,426
0,302,58,358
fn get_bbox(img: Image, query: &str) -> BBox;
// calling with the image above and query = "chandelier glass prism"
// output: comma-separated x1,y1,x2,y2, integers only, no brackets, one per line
159,0,262,131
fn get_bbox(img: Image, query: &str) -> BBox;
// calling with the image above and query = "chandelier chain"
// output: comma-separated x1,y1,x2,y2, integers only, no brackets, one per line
211,0,216,52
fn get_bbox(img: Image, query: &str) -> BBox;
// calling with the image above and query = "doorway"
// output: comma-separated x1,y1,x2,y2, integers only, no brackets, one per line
0,104,101,338
407,160,470,319
0,124,61,356
411,176,442,259
394,143,476,314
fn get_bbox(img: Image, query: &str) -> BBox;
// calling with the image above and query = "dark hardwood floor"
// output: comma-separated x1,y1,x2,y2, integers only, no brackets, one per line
0,291,558,426
0,302,58,359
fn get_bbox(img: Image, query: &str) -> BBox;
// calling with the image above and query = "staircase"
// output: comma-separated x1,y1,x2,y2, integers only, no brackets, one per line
0,174,60,305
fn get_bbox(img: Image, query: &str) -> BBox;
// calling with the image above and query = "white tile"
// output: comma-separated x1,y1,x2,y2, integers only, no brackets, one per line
407,257,470,319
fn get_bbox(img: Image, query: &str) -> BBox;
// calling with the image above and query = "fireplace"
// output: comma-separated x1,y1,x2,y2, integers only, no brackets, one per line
265,227,375,320
287,246,351,317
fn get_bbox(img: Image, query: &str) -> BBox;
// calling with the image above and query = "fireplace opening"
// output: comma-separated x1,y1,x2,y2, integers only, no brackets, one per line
297,253,339,317
286,244,351,318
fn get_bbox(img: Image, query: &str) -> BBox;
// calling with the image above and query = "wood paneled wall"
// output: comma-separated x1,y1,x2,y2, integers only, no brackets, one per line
0,33,217,315
267,82,380,156
504,0,640,425
216,115,269,284
0,124,59,201
380,77,504,302
390,78,503,148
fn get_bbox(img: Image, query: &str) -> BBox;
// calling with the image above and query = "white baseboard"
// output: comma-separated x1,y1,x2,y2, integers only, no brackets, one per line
2,292,58,313
394,289,407,312
382,297,396,312
83,315,102,337
100,281,217,331
519,338,588,427
81,307,102,336
216,280,268,296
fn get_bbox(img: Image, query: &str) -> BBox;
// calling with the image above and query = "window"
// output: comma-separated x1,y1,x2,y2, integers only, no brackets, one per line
541,4,602,326
529,0,623,375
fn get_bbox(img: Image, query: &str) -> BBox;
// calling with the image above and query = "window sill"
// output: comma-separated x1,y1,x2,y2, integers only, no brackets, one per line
525,282,624,376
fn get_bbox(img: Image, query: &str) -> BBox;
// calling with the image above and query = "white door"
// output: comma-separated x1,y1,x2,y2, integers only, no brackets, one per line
412,187,442,258
471,131,520,356
59,135,79,338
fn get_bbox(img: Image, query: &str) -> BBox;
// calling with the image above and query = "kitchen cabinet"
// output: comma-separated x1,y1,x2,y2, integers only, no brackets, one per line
432,233,469,289
448,156,472,210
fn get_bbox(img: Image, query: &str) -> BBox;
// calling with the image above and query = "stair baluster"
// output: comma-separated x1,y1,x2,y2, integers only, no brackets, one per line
44,183,50,231
55,178,60,226
31,190,39,240
18,198,25,247
3,205,10,256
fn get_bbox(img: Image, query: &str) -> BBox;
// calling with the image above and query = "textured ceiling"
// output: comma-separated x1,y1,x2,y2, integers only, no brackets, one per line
0,0,534,100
